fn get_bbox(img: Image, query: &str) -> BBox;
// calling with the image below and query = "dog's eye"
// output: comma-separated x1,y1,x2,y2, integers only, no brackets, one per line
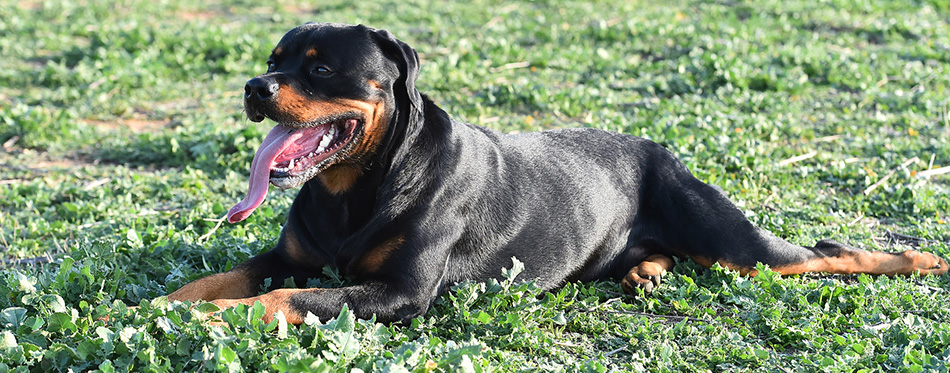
312,66,332,76
266,62,276,73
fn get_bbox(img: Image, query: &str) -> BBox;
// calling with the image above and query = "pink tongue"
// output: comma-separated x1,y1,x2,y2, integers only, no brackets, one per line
227,125,304,223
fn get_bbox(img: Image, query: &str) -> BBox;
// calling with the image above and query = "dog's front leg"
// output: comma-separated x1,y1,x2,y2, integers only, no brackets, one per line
167,249,313,304
170,234,451,324
207,280,430,324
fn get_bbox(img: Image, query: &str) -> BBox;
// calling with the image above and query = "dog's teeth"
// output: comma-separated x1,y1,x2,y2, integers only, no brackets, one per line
319,132,333,150
288,158,296,169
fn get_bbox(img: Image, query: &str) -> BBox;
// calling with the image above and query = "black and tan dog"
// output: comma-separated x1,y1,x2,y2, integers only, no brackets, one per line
168,23,947,324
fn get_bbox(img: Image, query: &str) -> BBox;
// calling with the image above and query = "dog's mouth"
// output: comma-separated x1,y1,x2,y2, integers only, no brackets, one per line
227,116,362,223
269,118,361,186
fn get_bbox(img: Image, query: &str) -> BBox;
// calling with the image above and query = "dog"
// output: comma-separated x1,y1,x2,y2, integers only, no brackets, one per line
167,23,948,324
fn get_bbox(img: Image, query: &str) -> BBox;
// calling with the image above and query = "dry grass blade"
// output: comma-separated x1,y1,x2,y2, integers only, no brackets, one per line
864,157,919,195
778,151,817,167
490,61,531,73
917,165,950,179
197,215,228,243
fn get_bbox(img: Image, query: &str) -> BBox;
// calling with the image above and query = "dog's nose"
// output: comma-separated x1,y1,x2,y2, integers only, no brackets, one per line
245,77,279,101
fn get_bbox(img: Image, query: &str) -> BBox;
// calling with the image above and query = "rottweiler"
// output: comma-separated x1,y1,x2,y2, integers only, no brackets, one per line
168,23,948,324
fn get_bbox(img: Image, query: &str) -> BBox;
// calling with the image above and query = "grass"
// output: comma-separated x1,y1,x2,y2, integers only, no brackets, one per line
2,0,950,371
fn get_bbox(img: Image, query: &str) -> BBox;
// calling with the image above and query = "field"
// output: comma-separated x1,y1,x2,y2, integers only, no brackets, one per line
2,0,950,371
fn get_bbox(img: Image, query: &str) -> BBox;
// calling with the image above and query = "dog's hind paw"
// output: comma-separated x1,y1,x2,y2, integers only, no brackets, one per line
904,250,949,276
621,254,674,295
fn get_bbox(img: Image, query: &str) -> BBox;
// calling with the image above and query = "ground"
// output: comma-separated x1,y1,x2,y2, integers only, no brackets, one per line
1,0,950,371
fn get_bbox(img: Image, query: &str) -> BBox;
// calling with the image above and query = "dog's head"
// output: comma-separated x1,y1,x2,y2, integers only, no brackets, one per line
229,23,422,223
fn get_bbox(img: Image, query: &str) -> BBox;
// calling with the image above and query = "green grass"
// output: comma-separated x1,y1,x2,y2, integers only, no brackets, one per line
2,0,950,371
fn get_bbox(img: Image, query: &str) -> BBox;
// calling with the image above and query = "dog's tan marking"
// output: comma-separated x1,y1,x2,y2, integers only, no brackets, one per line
306,48,318,58
358,234,405,274
772,249,948,276
167,268,257,302
274,84,385,129
621,254,674,294
212,288,314,325
345,99,389,161
273,46,283,56
691,249,948,277
280,228,310,264
317,163,363,195
274,85,391,194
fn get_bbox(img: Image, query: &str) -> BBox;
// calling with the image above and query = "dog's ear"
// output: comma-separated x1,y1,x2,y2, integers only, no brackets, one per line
368,28,423,113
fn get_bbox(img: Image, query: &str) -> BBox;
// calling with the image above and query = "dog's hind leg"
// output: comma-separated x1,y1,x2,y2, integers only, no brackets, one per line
755,239,947,276
686,229,949,277
640,154,948,278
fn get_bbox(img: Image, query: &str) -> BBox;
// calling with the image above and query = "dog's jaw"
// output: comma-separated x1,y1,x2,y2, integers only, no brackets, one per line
226,118,362,223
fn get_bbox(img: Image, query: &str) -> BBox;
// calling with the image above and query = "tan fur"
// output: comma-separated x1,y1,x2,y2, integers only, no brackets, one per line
167,268,256,302
212,288,312,324
691,249,948,277
280,228,310,264
274,84,390,194
317,164,363,195
358,235,405,274
621,254,674,294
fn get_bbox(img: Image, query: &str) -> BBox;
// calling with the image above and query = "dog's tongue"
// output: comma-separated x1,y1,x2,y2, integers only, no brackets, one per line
227,125,304,223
